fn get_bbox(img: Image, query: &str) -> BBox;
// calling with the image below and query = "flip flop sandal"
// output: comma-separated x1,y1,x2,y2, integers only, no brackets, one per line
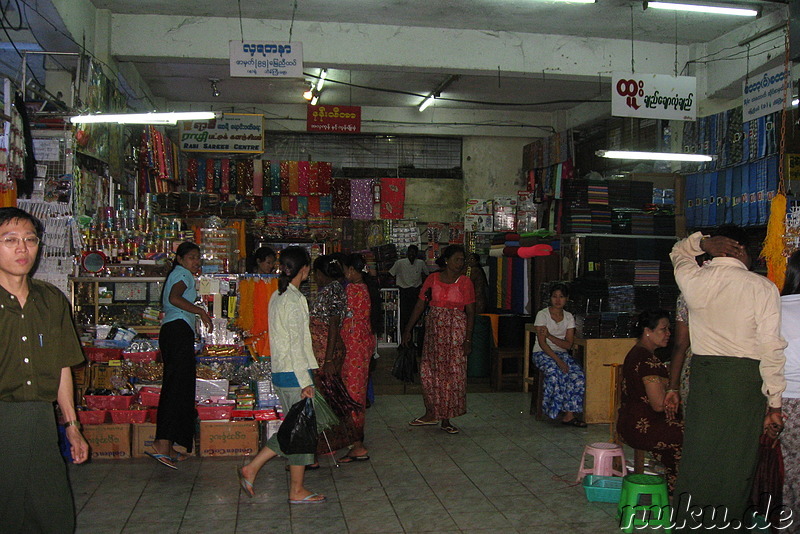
288,492,327,505
145,452,177,470
237,467,255,498
338,455,370,463
441,425,460,434
409,418,439,426
171,452,190,462
561,418,587,428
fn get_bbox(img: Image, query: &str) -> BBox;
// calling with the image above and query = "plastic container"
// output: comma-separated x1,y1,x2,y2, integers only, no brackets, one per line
78,410,108,425
109,410,148,424
83,347,124,362
196,405,233,421
124,351,160,364
147,409,158,423
138,387,161,407
231,409,254,419
582,475,623,503
84,395,136,411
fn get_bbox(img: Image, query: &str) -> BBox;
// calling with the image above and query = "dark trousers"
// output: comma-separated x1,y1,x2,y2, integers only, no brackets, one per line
0,401,75,533
399,286,421,332
156,319,197,451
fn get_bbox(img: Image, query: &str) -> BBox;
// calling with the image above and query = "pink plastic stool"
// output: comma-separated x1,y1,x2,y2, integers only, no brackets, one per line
576,442,626,482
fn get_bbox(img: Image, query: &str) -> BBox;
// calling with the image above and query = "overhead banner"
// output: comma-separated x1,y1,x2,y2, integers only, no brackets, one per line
180,113,264,153
306,105,361,133
742,65,790,122
229,41,303,78
612,72,696,121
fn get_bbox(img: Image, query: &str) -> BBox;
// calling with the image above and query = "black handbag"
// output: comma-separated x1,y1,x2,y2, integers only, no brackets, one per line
391,342,418,383
277,398,318,455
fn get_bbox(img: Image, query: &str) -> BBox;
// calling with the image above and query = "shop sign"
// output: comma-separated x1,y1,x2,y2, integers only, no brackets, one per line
229,41,303,78
611,72,696,121
742,65,789,122
180,113,263,154
306,105,361,133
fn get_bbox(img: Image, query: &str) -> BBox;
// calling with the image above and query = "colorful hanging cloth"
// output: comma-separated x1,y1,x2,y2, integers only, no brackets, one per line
380,178,406,219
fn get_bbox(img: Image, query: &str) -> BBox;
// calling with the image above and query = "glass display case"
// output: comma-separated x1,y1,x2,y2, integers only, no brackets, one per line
70,277,165,335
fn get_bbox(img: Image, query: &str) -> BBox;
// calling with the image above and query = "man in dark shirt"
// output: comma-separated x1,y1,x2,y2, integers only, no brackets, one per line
0,207,89,532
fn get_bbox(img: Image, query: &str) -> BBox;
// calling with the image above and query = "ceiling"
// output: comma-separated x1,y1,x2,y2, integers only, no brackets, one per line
0,0,790,125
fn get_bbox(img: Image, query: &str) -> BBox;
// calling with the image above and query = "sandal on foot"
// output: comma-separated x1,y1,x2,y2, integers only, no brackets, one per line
338,454,370,463
288,492,327,505
441,424,460,434
145,451,177,470
409,418,439,426
284,463,321,471
171,451,190,462
561,418,587,428
237,467,255,498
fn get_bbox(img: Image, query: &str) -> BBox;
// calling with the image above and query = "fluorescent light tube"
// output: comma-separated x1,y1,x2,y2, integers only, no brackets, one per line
310,94,319,106
418,96,435,112
316,69,327,91
647,2,758,17
70,111,216,125
596,150,714,162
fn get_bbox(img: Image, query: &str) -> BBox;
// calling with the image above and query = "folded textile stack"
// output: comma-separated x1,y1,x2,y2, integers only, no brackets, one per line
634,260,660,286
631,212,654,235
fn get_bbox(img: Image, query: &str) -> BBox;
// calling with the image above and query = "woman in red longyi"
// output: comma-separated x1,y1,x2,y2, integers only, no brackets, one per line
402,245,475,435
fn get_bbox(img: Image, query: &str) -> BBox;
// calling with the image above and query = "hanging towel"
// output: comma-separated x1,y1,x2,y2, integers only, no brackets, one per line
380,178,406,219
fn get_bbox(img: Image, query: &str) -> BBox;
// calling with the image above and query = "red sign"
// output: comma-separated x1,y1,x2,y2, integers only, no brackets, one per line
307,105,361,134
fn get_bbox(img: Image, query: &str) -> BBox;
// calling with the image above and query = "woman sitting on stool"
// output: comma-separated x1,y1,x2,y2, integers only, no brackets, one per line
531,283,586,427
618,309,684,491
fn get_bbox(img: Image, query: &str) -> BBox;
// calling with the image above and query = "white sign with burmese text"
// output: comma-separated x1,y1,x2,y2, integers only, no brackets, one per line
611,72,696,121
229,41,303,78
742,65,789,122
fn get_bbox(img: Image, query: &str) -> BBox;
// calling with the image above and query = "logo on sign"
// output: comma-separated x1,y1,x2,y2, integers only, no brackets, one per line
617,79,644,110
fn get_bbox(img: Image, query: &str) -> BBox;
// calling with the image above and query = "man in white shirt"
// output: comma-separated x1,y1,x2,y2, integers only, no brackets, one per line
669,226,786,531
389,245,429,332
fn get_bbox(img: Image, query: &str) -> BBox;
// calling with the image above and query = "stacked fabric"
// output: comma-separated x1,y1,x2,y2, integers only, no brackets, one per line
634,260,660,286
588,183,609,206
605,260,635,286
630,181,654,209
608,181,632,208
567,208,592,234
591,209,612,233
607,285,635,313
631,212,654,235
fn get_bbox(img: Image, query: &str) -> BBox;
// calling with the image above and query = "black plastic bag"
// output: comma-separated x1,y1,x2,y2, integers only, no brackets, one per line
277,398,318,455
391,343,418,383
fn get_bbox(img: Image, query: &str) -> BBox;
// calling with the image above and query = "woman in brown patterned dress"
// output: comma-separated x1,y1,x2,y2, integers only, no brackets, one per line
618,309,684,491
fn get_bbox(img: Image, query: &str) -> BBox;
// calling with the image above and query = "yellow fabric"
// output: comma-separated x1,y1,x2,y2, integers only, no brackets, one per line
762,193,787,291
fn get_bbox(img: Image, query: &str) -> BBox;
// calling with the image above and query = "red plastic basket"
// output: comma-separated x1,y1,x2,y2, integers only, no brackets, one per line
85,395,136,411
124,351,160,364
78,410,108,425
109,410,148,424
231,409,254,419
138,387,161,407
147,408,158,423
83,347,124,362
196,405,233,421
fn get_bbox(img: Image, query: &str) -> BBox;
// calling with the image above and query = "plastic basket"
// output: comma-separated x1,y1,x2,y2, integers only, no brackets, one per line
196,405,233,421
84,395,136,411
147,409,158,423
78,410,108,425
231,409,254,419
138,387,161,407
83,347,124,362
124,351,159,364
582,475,623,503
109,410,148,424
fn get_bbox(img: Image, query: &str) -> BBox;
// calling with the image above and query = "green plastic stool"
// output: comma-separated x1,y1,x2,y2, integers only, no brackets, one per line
616,474,671,533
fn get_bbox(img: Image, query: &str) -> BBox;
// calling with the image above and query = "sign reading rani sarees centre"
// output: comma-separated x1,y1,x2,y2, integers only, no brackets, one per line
180,114,264,154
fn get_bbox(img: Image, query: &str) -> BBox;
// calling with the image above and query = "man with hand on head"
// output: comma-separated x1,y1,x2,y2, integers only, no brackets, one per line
0,207,89,533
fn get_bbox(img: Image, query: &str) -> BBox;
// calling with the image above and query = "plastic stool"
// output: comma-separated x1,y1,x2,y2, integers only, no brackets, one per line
576,442,626,482
616,474,671,533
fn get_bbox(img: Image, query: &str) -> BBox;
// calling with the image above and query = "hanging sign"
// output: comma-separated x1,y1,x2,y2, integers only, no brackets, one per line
229,41,303,78
180,113,264,153
611,72,696,121
742,65,790,122
306,105,361,133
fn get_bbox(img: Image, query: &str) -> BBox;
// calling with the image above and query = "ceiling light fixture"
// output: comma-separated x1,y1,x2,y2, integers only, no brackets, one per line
596,150,714,162
209,78,220,98
310,92,320,106
316,69,327,91
644,1,758,17
418,74,460,112
70,111,216,125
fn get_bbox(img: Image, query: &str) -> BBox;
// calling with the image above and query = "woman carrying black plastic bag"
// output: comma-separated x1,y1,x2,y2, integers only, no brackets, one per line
236,247,328,505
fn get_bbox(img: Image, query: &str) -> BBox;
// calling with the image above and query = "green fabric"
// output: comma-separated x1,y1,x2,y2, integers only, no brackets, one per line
0,401,75,532
0,278,85,402
674,356,764,532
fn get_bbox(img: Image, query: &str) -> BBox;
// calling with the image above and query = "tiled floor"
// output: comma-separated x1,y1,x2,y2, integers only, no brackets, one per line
69,392,628,534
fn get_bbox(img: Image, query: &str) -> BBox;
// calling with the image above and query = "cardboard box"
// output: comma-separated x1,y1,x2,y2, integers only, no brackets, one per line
199,421,259,457
82,424,131,460
259,420,281,447
131,423,191,458
71,363,89,388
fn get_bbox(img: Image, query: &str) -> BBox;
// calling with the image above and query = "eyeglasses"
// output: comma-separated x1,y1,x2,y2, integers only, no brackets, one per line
1,236,40,248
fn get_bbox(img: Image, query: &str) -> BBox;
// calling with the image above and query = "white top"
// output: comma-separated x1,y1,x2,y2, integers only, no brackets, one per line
389,257,429,289
532,307,575,353
268,284,318,389
671,232,786,407
781,294,800,398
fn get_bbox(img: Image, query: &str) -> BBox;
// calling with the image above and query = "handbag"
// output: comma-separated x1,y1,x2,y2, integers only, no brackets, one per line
391,342,418,383
277,398,318,455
